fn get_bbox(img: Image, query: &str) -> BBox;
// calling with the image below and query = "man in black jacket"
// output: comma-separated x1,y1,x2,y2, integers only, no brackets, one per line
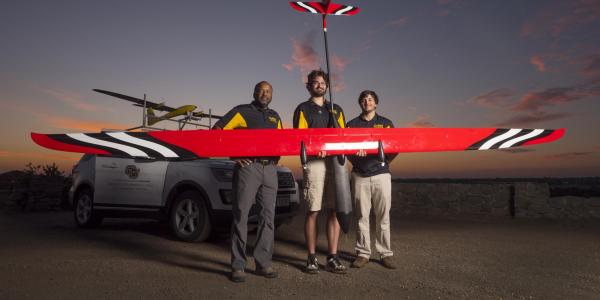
213,81,282,282
346,90,397,270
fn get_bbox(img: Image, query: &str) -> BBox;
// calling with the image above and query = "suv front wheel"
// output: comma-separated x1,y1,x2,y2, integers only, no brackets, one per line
170,190,212,242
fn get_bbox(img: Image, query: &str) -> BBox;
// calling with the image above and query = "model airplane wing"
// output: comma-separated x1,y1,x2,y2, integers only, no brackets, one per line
192,111,223,120
93,89,176,112
31,128,565,159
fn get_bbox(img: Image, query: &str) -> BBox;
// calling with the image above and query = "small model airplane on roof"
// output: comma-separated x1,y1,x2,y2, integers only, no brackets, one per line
93,89,222,127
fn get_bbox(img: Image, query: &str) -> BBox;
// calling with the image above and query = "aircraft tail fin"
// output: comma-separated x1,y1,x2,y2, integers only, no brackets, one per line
147,107,162,126
289,2,360,16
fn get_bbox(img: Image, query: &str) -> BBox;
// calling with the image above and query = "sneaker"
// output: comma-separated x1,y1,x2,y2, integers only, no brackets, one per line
305,254,319,274
230,269,246,283
351,256,369,268
256,267,278,279
381,256,396,269
325,255,347,274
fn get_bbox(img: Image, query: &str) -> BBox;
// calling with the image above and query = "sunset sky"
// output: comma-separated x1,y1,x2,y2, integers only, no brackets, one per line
1,0,599,178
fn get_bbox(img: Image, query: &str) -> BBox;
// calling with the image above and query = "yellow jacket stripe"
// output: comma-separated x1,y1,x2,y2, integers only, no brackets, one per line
222,112,248,130
297,111,309,129
338,112,345,128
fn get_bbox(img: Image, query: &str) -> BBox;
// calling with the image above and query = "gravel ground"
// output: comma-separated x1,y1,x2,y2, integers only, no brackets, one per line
1,201,599,299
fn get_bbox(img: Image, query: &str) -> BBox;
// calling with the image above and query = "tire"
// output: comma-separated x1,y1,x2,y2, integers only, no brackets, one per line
74,188,103,228
170,190,212,242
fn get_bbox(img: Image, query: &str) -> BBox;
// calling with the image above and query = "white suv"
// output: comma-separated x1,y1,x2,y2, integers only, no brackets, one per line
70,155,299,242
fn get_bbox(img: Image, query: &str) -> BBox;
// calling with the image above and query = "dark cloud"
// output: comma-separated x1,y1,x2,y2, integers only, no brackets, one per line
386,17,408,27
582,55,600,77
512,79,600,111
470,88,514,109
437,10,450,17
495,112,570,127
521,0,600,38
513,87,584,111
407,115,435,128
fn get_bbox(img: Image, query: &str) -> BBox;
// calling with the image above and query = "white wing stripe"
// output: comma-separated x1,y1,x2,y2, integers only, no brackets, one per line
297,2,318,14
499,129,544,149
479,129,522,150
335,6,354,15
67,133,149,157
107,132,179,158
324,142,378,151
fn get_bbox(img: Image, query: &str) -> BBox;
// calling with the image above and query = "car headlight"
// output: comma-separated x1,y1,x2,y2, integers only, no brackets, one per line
211,168,233,182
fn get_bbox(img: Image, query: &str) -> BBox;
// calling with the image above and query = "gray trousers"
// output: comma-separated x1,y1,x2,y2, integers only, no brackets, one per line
231,163,278,271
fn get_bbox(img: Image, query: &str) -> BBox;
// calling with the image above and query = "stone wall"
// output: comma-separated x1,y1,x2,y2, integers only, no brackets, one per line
392,182,600,220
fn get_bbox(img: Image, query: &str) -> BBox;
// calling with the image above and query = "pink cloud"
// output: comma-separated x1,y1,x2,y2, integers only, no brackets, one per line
495,112,570,127
353,39,373,56
530,55,547,72
283,31,351,92
329,55,350,91
470,88,514,109
369,16,409,35
331,55,350,72
407,115,435,128
282,32,320,74
42,88,100,112
438,10,450,17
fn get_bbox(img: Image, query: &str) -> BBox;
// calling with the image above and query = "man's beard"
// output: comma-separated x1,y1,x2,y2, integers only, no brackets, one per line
257,97,271,108
310,89,326,97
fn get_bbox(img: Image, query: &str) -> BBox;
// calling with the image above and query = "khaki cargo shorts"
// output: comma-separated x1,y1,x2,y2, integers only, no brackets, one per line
302,158,336,211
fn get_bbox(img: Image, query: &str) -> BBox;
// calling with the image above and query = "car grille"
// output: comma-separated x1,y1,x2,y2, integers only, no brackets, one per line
277,172,295,188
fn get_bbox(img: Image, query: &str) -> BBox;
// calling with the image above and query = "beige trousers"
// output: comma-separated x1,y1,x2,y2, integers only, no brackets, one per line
303,158,335,211
352,172,393,259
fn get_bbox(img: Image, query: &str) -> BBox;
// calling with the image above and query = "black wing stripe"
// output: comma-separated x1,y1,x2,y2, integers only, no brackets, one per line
467,128,510,150
128,132,198,159
49,134,132,157
512,129,553,147
488,129,534,150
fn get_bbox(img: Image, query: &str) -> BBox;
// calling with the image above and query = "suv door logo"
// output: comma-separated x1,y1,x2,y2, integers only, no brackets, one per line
125,165,140,179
